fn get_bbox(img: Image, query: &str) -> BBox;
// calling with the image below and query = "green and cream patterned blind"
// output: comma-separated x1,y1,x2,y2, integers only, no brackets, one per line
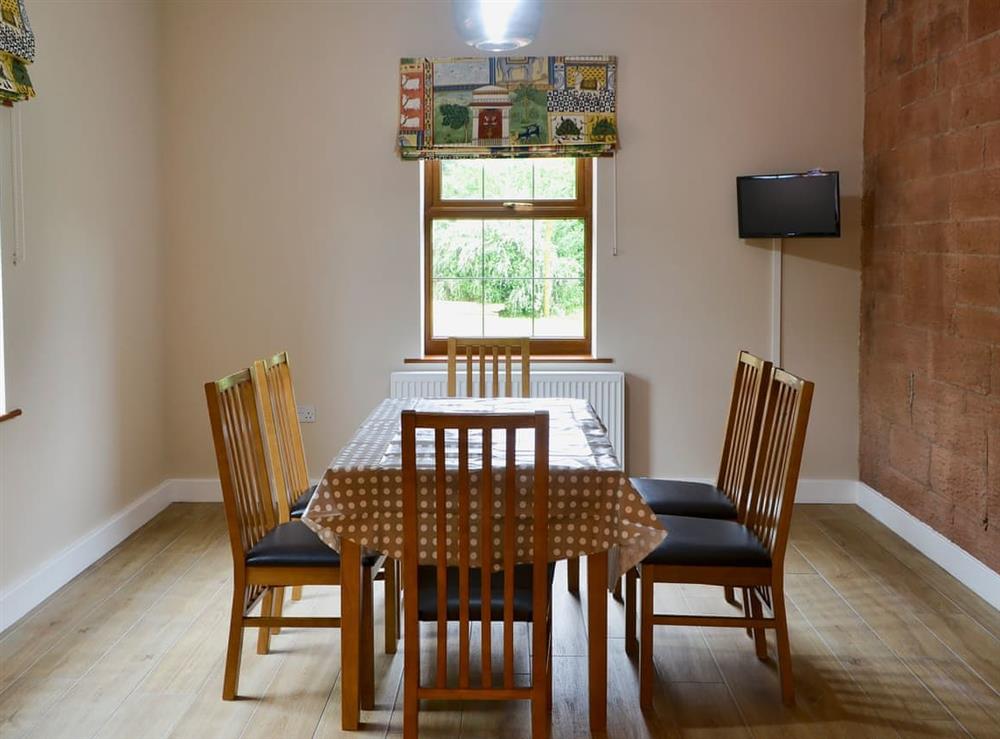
0,0,34,104
398,56,617,160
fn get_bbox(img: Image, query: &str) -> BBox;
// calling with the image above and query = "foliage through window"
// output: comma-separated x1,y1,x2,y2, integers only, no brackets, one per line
424,158,592,356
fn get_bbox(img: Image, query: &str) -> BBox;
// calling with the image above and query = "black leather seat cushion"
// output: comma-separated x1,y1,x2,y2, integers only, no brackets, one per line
630,478,737,519
416,564,556,622
246,521,380,568
289,484,318,518
643,515,771,568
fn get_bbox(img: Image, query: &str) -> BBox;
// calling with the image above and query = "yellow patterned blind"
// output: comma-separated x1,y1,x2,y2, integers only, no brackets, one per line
0,0,34,104
398,56,617,160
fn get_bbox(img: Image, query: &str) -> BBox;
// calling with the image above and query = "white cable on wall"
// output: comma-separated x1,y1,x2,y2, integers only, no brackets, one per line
611,153,618,256
12,106,24,266
771,237,782,365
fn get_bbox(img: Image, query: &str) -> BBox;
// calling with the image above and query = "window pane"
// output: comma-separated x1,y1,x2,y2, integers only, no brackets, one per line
483,159,532,200
483,278,533,337
534,219,584,278
432,220,482,278
433,279,483,337
533,279,585,337
533,159,577,199
483,220,532,279
440,160,484,199
438,158,578,201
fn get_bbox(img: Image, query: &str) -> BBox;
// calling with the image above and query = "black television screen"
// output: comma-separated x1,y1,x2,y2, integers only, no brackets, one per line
737,171,840,238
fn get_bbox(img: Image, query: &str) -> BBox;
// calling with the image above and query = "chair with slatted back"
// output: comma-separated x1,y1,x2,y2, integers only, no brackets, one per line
205,368,381,701
636,367,813,708
400,409,553,739
254,353,401,652
252,353,311,610
623,350,772,633
630,351,772,520
444,338,574,599
446,337,531,398
254,352,313,523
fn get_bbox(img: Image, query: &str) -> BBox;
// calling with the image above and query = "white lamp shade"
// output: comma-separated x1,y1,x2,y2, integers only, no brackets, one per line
452,0,541,52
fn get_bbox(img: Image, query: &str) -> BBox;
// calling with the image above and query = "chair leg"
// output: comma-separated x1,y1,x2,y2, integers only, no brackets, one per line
773,581,795,706
638,566,655,711
546,659,553,722
361,568,376,710
222,586,246,700
403,622,419,739
532,688,551,739
256,588,274,655
612,576,623,602
546,621,553,713
530,619,551,739
385,558,398,654
291,585,303,601
624,567,638,658
395,559,402,640
742,588,754,638
724,585,739,607
270,586,285,635
749,588,768,660
566,556,580,594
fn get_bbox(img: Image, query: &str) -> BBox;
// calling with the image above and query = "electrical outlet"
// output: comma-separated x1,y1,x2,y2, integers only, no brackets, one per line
297,404,316,423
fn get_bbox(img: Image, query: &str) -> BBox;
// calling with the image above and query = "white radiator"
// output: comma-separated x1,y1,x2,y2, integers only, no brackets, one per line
389,370,625,461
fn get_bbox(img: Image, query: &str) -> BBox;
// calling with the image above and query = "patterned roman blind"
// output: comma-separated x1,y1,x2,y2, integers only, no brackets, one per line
398,56,617,160
0,0,34,104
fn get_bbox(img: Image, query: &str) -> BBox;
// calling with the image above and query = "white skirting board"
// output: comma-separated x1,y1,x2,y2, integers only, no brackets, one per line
165,478,999,609
3,477,997,634
856,482,1000,611
0,481,174,632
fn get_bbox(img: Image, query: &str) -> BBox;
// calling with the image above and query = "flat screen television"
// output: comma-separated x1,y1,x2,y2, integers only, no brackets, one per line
737,170,840,238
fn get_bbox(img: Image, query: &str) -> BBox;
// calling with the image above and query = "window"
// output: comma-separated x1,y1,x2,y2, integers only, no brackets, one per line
424,158,592,356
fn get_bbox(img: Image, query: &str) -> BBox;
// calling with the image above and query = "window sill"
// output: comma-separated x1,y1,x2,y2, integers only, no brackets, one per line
404,356,613,364
0,408,22,424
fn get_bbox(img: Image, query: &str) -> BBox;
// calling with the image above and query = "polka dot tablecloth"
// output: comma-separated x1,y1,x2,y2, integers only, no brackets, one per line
301,397,666,588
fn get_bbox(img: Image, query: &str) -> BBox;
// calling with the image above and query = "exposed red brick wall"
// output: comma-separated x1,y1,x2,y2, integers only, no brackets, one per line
861,0,1000,571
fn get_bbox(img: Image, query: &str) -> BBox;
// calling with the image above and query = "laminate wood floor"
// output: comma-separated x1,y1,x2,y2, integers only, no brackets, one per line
1,503,997,738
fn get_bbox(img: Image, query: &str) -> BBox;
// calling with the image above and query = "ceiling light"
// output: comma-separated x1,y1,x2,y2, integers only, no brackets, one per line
452,0,541,52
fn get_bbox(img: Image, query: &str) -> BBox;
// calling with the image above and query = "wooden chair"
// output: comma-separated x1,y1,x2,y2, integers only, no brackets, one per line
401,409,553,739
254,352,312,523
625,350,771,620
630,351,772,520
205,368,381,701
444,337,583,596
634,367,814,708
446,337,530,398
254,352,401,652
444,338,572,598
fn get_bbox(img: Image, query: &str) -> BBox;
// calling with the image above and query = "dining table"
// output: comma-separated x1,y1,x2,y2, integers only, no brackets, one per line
302,396,666,731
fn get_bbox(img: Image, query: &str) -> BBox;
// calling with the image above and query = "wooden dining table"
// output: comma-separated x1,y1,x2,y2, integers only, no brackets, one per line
302,396,666,732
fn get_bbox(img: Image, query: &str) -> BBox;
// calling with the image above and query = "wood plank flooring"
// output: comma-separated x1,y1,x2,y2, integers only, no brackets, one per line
1,503,997,738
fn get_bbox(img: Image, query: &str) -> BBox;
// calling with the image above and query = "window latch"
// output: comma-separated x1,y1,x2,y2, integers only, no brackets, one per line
502,201,533,210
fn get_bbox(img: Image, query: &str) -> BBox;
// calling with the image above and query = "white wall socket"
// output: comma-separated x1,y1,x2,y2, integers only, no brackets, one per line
297,404,316,423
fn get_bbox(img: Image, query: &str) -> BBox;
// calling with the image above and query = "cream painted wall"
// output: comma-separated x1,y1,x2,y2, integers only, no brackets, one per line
0,1,164,590
162,0,863,484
